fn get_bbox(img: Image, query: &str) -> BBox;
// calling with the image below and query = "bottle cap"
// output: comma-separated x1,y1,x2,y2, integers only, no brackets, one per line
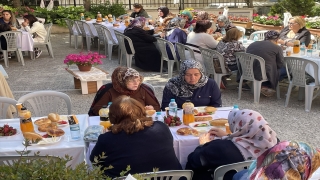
156,112,161,115
233,104,239,109
102,105,108,108
108,102,112,105
170,99,175,102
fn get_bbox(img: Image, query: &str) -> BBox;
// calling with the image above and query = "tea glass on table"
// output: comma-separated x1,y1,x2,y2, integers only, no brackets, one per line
286,46,292,56
293,40,300,54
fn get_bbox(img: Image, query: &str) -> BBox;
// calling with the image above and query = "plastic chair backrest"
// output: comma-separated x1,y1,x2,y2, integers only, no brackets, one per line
17,90,72,116
176,42,195,61
92,23,105,42
156,38,178,61
143,82,155,93
114,31,135,55
199,47,228,75
235,52,268,81
101,26,117,44
113,170,193,180
284,57,319,87
43,23,52,43
236,26,246,35
0,156,60,167
0,31,22,51
0,97,17,119
249,30,268,40
64,19,74,35
75,20,87,36
214,160,254,180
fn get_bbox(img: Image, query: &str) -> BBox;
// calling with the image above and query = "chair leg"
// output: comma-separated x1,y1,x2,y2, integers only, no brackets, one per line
304,85,314,112
168,60,174,79
127,55,132,68
214,74,221,90
86,37,91,51
238,77,244,100
108,44,113,61
74,35,78,49
284,83,293,107
69,34,72,48
17,50,25,66
160,57,164,77
46,43,54,58
3,50,8,67
276,83,281,99
97,40,101,54
118,47,121,64
253,81,262,104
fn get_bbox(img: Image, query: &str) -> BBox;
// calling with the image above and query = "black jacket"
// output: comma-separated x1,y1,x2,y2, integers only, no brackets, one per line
279,26,311,46
130,9,149,18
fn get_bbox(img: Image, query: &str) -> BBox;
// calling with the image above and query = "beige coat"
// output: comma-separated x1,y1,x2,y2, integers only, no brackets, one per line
23,21,47,43
0,72,16,118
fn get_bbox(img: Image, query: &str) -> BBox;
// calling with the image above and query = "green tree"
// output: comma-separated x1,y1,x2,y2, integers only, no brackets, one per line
277,0,315,16
13,0,21,7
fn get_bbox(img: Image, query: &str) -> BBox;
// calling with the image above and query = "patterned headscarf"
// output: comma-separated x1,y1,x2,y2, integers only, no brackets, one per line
264,30,280,41
197,11,209,20
166,17,186,29
158,6,169,18
165,59,208,97
111,67,143,95
217,15,231,27
181,10,193,22
248,141,320,180
224,109,278,160
125,17,146,32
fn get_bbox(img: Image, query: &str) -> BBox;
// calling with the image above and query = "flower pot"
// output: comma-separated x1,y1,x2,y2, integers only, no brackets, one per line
308,28,320,36
77,64,92,72
252,23,283,31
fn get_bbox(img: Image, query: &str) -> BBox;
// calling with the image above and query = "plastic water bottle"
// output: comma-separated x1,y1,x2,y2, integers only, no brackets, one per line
68,115,80,140
221,28,226,36
233,104,239,111
80,13,84,20
155,112,164,122
188,25,194,32
243,35,248,44
300,43,306,56
168,99,177,116
253,34,259,42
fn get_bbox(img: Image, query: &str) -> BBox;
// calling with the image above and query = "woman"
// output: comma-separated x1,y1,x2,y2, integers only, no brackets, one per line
90,96,182,178
214,15,236,35
278,16,311,47
21,14,47,58
88,67,160,116
197,11,216,34
0,23,12,59
130,3,149,18
163,17,187,60
161,59,221,110
123,17,161,71
0,10,20,29
246,30,286,97
186,109,278,180
233,141,320,180
181,10,196,29
185,20,219,64
157,6,169,23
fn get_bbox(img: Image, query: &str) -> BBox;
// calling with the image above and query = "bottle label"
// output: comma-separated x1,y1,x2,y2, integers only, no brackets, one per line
70,124,80,131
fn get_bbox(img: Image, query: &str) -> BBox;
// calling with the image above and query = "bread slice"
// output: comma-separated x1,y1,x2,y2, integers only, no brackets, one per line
23,132,43,141
209,118,228,126
194,116,213,122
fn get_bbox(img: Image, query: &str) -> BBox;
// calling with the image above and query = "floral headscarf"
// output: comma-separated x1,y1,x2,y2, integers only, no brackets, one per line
165,59,208,97
248,141,320,180
224,109,278,160
264,30,280,41
181,10,193,22
125,17,146,32
197,11,209,20
166,17,186,29
111,67,143,95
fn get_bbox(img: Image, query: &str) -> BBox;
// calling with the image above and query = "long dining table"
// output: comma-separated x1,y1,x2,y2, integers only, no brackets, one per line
0,114,88,169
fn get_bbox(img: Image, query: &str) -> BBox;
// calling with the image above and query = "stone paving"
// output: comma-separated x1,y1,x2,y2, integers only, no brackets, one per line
1,33,320,147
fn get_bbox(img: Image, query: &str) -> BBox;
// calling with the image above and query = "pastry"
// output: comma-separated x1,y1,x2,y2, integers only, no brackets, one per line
194,116,213,122
204,106,217,113
143,26,150,30
47,128,65,137
23,132,43,141
38,122,58,132
209,118,228,126
146,110,156,116
48,113,60,122
34,118,51,126
113,23,119,27
177,127,192,135
85,17,91,21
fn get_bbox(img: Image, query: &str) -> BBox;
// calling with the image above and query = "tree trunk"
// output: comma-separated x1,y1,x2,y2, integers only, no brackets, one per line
12,0,21,8
83,0,91,11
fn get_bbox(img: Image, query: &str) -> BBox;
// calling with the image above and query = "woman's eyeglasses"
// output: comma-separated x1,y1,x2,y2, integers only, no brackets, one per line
288,22,297,26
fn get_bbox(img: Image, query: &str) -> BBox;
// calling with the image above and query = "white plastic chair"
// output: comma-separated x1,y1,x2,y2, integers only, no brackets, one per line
32,23,54,59
236,26,246,35
64,19,79,49
92,23,106,55
101,26,119,61
199,47,231,89
0,97,17,119
235,52,280,103
0,155,60,167
284,57,320,112
114,30,135,67
157,38,180,78
175,42,196,61
74,20,95,52
214,160,254,180
113,170,193,180
17,90,72,116
0,31,25,67
249,30,268,41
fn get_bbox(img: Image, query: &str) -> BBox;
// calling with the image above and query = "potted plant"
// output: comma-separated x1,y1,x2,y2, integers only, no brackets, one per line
252,14,284,31
63,52,105,71
305,16,320,36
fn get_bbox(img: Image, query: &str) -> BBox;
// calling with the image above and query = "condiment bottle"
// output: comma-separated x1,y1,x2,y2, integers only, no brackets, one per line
80,13,84,20
97,12,102,21
99,104,112,130
19,106,35,133
182,100,195,125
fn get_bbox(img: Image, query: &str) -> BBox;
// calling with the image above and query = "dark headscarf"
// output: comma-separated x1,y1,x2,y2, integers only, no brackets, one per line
158,6,169,18
264,30,280,41
125,17,146,32
111,67,143,95
165,59,208,97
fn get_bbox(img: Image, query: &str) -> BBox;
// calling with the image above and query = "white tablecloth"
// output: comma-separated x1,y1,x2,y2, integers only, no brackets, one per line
87,107,232,169
19,31,34,52
0,114,89,169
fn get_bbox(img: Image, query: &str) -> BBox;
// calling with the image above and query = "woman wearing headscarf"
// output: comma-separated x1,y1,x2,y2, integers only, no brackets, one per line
162,17,187,60
246,30,287,97
214,15,236,35
90,96,182,178
130,3,149,18
233,141,320,180
88,67,160,116
278,16,311,47
161,59,222,110
186,109,278,180
181,10,196,29
123,17,161,71
196,11,217,34
157,6,170,23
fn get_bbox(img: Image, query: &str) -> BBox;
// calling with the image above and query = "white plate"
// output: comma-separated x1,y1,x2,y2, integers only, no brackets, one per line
29,136,62,145
189,121,211,132
33,116,69,127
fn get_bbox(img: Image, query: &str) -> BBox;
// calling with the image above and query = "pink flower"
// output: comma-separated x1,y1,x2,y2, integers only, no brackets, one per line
64,52,105,66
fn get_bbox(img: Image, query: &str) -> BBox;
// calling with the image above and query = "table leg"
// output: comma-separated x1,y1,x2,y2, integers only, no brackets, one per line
96,80,103,91
81,81,89,94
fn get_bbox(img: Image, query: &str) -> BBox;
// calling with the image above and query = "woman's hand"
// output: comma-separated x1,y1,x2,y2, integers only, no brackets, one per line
208,127,228,138
145,105,154,110
277,39,285,45
199,133,212,145
21,22,28,27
